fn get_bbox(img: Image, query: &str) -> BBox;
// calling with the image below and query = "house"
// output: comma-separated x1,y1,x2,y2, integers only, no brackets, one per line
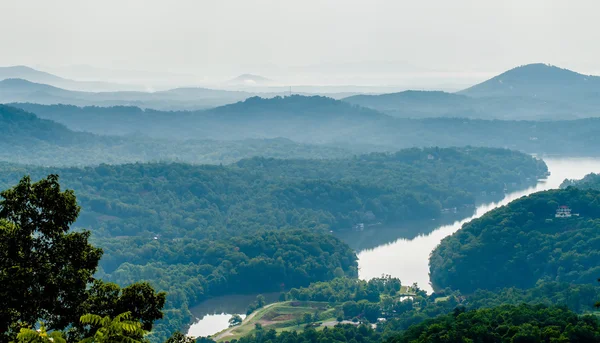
555,206,572,218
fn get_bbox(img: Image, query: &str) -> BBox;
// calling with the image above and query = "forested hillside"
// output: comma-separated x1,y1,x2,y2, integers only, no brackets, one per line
0,148,547,341
343,89,583,120
0,148,546,240
561,172,600,189
430,187,600,293
13,98,600,157
0,104,353,166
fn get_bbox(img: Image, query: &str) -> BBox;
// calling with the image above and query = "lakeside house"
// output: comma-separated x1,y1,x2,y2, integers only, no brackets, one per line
555,205,579,218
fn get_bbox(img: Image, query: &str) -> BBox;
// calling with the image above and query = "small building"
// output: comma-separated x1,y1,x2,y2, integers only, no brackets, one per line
427,154,435,160
555,206,572,218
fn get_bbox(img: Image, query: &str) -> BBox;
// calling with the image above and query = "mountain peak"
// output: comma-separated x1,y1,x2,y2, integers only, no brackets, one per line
459,63,600,98
228,74,273,85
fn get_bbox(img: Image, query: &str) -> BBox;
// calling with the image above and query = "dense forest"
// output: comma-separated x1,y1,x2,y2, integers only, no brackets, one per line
0,148,546,240
228,304,600,343
0,148,548,341
101,229,357,341
429,187,600,293
389,304,600,343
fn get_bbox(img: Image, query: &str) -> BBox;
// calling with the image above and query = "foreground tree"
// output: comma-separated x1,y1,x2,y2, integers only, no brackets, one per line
0,175,165,342
0,175,103,340
79,312,145,343
15,325,67,343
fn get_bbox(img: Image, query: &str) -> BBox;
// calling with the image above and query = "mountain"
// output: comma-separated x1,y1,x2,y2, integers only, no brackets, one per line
227,73,273,86
0,65,141,92
12,96,393,143
0,79,286,110
0,104,356,166
459,63,600,101
342,64,600,120
343,91,474,118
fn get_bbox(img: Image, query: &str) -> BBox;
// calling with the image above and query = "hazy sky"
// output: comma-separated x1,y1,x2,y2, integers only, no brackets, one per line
1,0,599,84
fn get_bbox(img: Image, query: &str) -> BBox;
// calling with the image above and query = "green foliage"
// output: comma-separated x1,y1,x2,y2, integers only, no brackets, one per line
286,276,401,303
79,312,145,343
388,304,600,343
233,325,380,343
430,188,600,293
104,229,357,341
15,324,67,343
229,315,243,328
0,176,165,343
0,147,546,241
164,331,197,343
0,175,103,339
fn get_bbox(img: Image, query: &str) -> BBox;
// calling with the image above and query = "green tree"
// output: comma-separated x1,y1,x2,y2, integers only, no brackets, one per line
256,295,266,308
164,331,197,343
79,312,145,343
596,278,600,308
229,315,243,327
0,175,103,340
302,313,313,324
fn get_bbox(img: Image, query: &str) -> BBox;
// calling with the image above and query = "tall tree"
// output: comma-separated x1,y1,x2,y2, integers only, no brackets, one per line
0,175,103,340
0,175,165,343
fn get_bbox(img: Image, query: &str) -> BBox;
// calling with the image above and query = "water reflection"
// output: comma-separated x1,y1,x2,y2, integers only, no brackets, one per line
335,211,473,252
356,157,600,293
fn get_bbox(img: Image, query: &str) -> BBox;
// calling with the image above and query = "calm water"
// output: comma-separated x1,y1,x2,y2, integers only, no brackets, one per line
188,157,600,336
356,157,600,293
187,293,279,337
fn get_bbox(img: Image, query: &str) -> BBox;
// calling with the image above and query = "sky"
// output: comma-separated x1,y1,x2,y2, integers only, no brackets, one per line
1,0,599,87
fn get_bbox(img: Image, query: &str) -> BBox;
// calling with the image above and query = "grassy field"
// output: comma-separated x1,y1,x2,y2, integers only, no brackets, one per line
213,301,340,341
213,286,415,342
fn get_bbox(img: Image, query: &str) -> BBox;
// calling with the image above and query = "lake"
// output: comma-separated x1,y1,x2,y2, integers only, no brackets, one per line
356,157,600,292
187,156,600,336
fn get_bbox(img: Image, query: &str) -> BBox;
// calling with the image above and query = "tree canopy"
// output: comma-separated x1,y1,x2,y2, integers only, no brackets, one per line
430,187,600,293
0,175,165,343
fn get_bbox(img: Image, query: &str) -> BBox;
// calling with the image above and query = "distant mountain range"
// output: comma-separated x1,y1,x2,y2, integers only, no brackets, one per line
2,63,600,119
0,78,285,110
0,104,354,166
11,95,600,158
344,63,600,120
0,65,143,92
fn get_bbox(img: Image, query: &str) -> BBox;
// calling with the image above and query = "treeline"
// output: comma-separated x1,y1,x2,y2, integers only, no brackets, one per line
389,304,600,343
430,187,600,293
0,147,547,240
229,304,600,343
285,276,402,303
277,276,600,333
561,172,600,189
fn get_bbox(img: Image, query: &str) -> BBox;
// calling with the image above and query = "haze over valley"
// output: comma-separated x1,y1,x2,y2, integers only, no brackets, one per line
2,1,600,343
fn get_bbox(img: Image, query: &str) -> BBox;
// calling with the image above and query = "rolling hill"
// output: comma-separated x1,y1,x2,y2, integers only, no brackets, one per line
343,64,600,120
0,104,355,166
0,78,286,110
0,65,140,92
459,63,600,100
